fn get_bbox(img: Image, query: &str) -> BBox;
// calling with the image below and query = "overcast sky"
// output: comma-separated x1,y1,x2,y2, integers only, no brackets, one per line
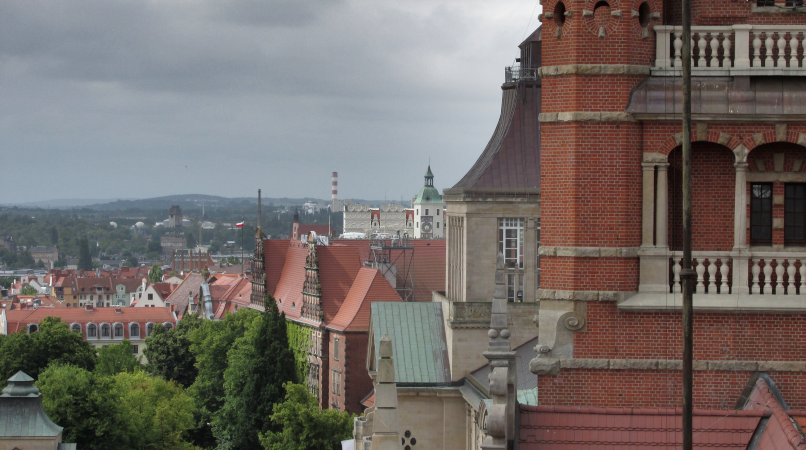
1,0,542,204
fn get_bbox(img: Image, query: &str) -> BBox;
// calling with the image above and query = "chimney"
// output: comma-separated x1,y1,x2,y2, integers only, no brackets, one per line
115,307,122,313
331,172,338,211
85,304,93,311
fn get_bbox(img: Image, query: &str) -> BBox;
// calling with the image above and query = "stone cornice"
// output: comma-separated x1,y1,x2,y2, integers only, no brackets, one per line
538,289,635,302
539,246,639,258
632,113,806,122
538,64,651,77
551,358,806,372
539,112,637,123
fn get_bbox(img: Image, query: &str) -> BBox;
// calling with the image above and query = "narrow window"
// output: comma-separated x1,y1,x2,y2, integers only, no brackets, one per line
132,345,139,354
148,293,153,300
130,323,140,337
88,324,97,337
425,209,429,215
114,324,124,337
751,184,773,245
101,324,110,337
437,222,440,228
785,184,806,245
334,338,340,361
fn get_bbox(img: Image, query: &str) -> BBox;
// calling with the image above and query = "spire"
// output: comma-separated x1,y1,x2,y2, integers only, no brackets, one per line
424,165,434,187
1,371,39,397
257,189,262,229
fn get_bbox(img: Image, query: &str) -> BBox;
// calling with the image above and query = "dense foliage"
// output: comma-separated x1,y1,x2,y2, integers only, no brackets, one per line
95,340,141,377
144,323,198,389
260,383,354,450
286,320,311,384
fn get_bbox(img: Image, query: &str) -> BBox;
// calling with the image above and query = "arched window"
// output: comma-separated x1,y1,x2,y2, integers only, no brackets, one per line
27,324,38,334
101,324,110,338
114,323,124,338
130,323,140,338
87,324,97,338
164,322,173,331
146,322,154,336
70,323,81,333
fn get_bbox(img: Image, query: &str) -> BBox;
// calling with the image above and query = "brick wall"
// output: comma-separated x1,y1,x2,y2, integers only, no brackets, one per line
537,370,806,409
329,331,373,415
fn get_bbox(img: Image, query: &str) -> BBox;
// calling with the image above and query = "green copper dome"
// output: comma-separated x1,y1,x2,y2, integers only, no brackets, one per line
414,165,443,204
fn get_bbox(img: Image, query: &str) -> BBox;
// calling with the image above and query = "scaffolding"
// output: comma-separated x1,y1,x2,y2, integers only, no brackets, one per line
367,231,415,302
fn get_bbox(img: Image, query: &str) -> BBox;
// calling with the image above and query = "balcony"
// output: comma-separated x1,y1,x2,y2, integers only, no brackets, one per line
623,249,806,312
505,65,538,83
653,25,806,76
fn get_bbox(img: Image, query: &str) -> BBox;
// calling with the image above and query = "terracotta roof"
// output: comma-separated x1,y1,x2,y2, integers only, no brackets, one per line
112,278,142,292
2,307,176,339
150,283,174,301
743,377,806,450
163,273,204,318
519,405,766,450
317,245,363,324
327,268,401,332
75,278,113,293
264,239,290,295
361,391,375,409
273,242,307,320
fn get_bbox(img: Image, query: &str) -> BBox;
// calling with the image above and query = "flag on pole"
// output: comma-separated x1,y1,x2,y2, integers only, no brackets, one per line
236,221,244,228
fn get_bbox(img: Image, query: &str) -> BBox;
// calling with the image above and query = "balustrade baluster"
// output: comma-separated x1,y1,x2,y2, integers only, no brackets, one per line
791,33,802,68
765,33,774,67
719,260,730,294
707,260,717,294
775,262,785,295
777,33,786,68
710,34,720,67
787,261,796,295
673,258,682,294
674,32,683,67
751,259,761,294
698,34,707,67
696,259,706,294
722,33,732,68
800,261,806,295
753,33,762,67
763,261,773,294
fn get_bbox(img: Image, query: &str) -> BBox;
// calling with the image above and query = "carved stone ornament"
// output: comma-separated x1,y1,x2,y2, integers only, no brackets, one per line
453,302,493,321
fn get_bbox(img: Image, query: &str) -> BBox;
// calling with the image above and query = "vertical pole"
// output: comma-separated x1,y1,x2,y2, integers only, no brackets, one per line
681,0,694,449
241,217,244,276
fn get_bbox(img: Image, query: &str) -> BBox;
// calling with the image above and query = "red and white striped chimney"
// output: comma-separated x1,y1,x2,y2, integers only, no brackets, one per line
331,172,338,210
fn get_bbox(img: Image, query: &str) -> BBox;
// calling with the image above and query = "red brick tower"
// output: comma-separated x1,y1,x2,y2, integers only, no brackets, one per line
533,0,806,410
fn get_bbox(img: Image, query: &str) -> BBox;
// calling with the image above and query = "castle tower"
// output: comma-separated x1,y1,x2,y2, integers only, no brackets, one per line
292,209,300,241
412,166,444,239
168,205,183,229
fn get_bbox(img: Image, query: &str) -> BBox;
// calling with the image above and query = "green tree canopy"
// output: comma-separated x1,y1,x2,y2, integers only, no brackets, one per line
260,383,354,450
186,308,261,448
125,255,138,268
149,262,163,283
36,364,126,450
95,339,142,377
143,324,197,389
20,284,38,295
78,238,92,271
111,371,197,450
0,316,96,380
214,298,297,450
186,232,196,249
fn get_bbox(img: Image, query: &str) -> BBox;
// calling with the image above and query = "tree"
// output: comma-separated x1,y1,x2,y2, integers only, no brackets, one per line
20,284,38,295
49,226,58,245
149,262,163,283
78,238,92,271
111,371,197,450
17,249,34,268
144,324,197,388
186,232,196,249
0,317,96,380
95,340,142,376
36,364,126,450
186,309,261,448
214,298,297,450
148,240,162,253
260,383,354,450
126,255,138,268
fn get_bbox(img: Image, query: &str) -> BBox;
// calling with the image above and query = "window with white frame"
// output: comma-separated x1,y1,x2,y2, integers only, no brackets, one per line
499,218,525,302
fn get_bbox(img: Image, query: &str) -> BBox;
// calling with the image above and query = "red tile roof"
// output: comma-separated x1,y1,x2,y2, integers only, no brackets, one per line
2,307,176,339
519,405,767,450
273,242,307,320
328,268,401,332
264,239,290,296
744,378,806,450
317,245,362,324
150,283,174,301
163,273,204,318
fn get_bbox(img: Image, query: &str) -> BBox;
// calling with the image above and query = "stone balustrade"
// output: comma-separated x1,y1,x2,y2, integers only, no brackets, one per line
653,25,806,76
749,252,806,295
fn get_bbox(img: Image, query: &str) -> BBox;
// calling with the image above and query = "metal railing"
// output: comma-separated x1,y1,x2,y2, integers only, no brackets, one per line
505,65,538,83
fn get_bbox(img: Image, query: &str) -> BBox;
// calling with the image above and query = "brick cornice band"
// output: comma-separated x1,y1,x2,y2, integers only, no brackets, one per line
539,246,639,258
555,358,806,372
538,64,651,77
539,112,637,123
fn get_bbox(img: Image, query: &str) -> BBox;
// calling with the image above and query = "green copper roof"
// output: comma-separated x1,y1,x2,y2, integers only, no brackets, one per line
371,302,450,384
0,371,63,437
425,165,434,178
414,186,443,204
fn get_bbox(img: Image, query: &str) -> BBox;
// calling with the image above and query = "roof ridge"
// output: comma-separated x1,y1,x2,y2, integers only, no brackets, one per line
522,405,771,417
755,379,806,450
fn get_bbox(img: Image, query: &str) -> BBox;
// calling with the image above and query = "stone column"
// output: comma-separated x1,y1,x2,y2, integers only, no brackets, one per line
641,163,656,247
523,217,536,302
655,163,669,248
734,162,749,249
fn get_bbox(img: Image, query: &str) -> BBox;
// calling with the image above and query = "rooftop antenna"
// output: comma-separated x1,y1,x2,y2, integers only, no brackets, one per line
257,189,262,229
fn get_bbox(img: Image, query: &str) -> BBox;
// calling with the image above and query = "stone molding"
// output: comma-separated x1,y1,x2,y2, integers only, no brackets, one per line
538,64,651,77
538,289,635,302
539,246,638,258
549,358,806,372
539,112,637,123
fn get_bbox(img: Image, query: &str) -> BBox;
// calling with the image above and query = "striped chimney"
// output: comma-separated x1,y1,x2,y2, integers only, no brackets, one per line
331,172,339,212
